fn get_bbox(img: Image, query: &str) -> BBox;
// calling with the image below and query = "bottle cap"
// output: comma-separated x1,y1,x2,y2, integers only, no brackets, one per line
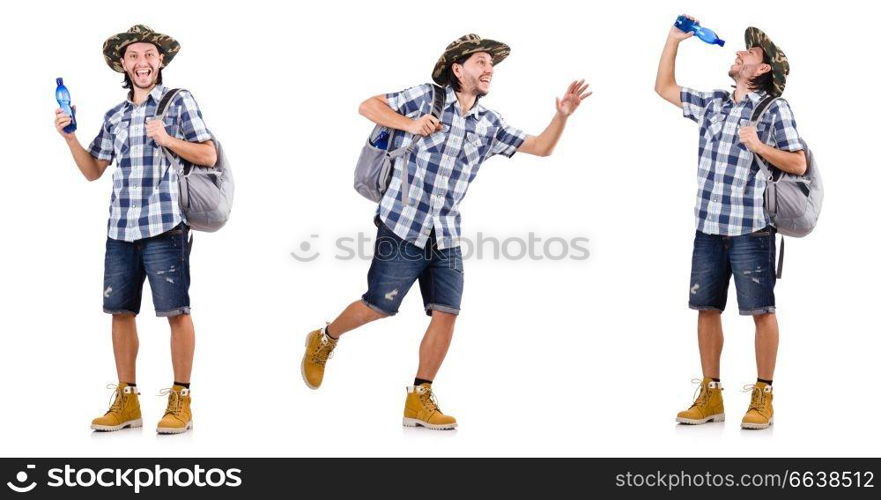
56,77,63,86
716,39,726,47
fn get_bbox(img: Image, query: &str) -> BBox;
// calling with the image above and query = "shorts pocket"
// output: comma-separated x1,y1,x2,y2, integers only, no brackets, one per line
747,229,772,250
444,248,464,274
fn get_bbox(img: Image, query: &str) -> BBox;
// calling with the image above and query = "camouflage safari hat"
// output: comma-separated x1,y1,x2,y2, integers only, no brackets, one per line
102,25,180,73
745,27,789,96
432,34,510,86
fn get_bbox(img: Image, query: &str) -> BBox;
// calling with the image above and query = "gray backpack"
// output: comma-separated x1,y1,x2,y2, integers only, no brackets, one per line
157,88,234,232
750,95,823,276
353,84,445,204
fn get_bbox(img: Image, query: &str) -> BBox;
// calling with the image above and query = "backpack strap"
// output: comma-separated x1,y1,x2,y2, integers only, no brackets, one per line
749,95,778,125
749,95,779,183
154,88,190,209
387,84,445,158
389,84,446,205
156,88,186,177
156,88,184,120
776,236,784,279
749,95,787,279
429,83,445,119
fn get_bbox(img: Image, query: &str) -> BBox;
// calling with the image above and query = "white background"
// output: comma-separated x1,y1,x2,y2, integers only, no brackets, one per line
1,0,878,457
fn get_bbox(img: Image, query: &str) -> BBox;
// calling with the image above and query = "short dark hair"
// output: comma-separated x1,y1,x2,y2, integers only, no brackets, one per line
748,49,775,95
445,54,472,92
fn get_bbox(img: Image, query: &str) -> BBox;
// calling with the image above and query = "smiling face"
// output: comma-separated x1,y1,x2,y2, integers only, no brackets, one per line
120,42,164,90
452,52,494,97
728,46,771,83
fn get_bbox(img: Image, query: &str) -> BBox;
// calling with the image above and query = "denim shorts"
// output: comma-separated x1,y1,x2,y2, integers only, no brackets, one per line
103,224,192,317
688,226,776,316
361,220,464,317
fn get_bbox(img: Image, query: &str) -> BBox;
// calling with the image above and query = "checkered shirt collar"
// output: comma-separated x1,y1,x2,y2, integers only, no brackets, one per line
124,85,167,108
444,85,484,119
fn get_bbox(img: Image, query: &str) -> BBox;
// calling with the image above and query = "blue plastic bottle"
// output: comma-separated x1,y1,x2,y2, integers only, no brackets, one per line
55,77,77,133
371,128,390,150
675,15,725,47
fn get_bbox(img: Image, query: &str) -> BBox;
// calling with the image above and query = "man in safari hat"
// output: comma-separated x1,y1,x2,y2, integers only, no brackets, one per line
300,34,592,429
54,24,216,435
655,17,807,430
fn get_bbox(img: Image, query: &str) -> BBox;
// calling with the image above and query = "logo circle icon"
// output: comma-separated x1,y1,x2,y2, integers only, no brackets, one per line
7,465,37,493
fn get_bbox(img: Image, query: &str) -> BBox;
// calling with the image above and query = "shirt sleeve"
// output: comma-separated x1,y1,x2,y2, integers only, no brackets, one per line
175,91,213,143
87,116,115,162
680,87,719,123
490,113,527,158
385,83,433,117
768,99,803,152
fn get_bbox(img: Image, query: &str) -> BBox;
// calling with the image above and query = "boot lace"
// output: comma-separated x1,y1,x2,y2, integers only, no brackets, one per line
743,385,768,413
419,387,442,414
159,388,184,417
105,384,130,414
688,378,710,409
310,335,337,366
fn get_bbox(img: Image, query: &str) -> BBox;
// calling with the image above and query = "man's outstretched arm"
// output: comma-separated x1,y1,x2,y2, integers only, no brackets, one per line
518,79,592,157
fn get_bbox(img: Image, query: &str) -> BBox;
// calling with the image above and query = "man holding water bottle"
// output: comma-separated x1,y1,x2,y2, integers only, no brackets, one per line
54,25,216,435
655,15,807,430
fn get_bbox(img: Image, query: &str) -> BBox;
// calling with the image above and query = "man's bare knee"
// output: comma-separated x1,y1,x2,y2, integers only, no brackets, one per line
430,311,458,326
357,302,388,323
753,312,776,324
167,313,192,327
338,300,388,329
753,312,777,331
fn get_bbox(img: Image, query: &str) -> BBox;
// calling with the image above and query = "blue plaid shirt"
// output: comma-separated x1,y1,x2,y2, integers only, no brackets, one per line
681,88,803,236
89,85,212,242
379,84,527,249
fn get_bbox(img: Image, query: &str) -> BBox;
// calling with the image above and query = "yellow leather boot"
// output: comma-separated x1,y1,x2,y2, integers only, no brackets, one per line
403,383,457,430
676,377,725,424
301,328,338,390
741,382,774,430
156,386,192,434
91,383,142,431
